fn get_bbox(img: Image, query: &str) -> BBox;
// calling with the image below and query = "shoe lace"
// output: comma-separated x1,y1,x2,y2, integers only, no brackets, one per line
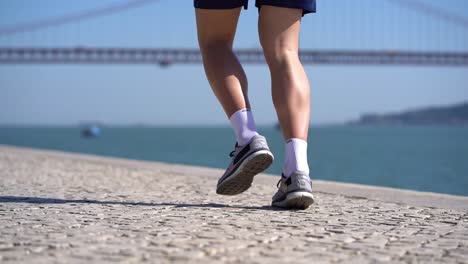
229,143,239,158
276,179,281,188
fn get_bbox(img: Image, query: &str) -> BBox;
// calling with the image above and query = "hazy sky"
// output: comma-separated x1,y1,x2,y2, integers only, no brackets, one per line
0,0,467,125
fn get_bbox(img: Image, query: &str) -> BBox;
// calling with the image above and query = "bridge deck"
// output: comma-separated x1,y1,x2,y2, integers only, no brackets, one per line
1,47,467,66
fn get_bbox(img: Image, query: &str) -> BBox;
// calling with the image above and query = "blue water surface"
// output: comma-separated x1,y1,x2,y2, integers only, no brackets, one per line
1,125,467,196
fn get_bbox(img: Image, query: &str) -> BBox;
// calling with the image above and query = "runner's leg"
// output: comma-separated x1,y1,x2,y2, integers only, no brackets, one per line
196,8,250,118
258,5,310,177
196,6,273,196
258,5,310,141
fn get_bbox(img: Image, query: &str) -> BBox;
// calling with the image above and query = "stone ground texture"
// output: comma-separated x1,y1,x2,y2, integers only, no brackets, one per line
0,145,467,263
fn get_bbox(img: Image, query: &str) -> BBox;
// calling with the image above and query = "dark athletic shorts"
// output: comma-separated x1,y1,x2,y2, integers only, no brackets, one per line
194,0,316,15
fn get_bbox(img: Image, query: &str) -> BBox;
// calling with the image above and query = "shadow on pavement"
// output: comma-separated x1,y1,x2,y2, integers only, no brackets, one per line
0,195,283,211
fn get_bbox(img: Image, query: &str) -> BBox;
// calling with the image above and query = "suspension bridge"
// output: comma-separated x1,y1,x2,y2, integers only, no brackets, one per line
0,0,467,66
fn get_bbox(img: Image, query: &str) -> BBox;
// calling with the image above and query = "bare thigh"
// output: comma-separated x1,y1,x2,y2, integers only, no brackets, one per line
195,8,241,49
258,5,302,63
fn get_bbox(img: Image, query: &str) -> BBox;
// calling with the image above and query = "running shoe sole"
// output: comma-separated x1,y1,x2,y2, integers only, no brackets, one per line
272,191,315,210
216,150,274,195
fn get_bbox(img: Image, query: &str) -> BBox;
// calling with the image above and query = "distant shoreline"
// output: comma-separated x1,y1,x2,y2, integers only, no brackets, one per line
350,101,468,126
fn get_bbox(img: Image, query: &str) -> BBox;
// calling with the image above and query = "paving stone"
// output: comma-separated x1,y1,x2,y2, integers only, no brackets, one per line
0,146,467,263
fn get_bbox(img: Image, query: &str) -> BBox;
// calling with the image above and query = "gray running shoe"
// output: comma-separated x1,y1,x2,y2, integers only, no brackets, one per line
272,171,314,209
216,135,274,195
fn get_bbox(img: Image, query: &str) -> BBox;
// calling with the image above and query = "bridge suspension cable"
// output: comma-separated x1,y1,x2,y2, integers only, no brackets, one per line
0,0,160,37
387,0,468,29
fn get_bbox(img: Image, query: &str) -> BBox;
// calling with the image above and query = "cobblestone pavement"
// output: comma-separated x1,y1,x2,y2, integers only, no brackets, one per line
0,146,467,263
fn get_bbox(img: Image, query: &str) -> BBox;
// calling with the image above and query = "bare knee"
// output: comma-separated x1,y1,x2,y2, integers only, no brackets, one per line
266,48,309,107
263,46,300,71
199,40,233,57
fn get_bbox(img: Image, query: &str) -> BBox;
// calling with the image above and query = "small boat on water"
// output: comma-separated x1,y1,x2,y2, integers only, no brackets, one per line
81,125,101,138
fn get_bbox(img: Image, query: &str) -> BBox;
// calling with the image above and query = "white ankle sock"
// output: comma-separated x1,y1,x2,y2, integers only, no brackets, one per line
283,138,309,177
229,109,259,146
